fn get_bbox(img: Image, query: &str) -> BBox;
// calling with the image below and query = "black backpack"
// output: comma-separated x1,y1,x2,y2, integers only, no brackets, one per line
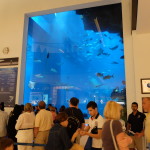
67,109,80,139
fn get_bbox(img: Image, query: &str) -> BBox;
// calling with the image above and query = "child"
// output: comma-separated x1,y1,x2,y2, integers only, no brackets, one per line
0,138,14,150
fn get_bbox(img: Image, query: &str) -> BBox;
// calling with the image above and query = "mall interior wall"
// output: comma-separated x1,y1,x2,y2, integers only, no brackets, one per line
0,0,149,115
132,31,150,111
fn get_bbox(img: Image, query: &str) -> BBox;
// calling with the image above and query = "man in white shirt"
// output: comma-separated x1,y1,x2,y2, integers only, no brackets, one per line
0,104,8,138
34,101,53,150
142,97,150,150
80,101,104,150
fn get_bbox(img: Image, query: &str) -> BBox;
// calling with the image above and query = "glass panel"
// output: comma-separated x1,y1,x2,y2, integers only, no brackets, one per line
24,3,126,118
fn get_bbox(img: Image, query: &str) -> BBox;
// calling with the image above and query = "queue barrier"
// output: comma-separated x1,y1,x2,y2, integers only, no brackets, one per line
14,143,46,147
14,142,150,149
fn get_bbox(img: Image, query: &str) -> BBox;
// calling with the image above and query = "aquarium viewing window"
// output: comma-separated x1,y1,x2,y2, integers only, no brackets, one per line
24,3,126,118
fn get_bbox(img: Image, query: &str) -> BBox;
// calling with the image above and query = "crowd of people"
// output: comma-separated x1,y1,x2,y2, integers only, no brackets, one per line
0,97,150,150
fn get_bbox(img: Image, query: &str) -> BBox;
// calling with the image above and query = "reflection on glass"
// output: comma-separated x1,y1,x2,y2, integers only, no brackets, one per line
24,3,126,118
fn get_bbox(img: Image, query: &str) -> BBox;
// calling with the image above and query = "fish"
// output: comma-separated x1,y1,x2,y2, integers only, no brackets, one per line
99,39,103,43
120,55,124,59
34,59,42,63
96,73,103,77
56,62,63,66
97,52,102,56
78,47,83,49
102,52,110,56
50,68,57,73
86,53,93,56
80,15,83,19
97,48,104,56
86,51,91,53
95,84,104,87
103,75,114,80
35,74,44,78
111,61,119,64
109,45,118,50
103,33,108,37
28,81,36,89
59,49,64,53
47,53,50,58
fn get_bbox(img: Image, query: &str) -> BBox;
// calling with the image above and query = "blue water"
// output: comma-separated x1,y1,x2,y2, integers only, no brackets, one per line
24,5,126,118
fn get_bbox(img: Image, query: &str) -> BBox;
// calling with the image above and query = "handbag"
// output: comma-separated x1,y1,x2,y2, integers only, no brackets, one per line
110,120,119,150
91,126,98,134
110,120,132,150
91,113,99,134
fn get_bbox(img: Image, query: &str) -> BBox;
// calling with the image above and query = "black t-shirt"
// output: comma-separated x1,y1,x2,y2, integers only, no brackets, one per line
65,107,85,138
65,107,85,126
127,111,146,133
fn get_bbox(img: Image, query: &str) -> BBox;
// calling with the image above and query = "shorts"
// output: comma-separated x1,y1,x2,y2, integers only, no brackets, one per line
129,136,143,150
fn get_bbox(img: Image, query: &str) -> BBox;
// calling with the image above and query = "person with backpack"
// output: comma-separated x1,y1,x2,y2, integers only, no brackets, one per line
65,97,85,140
80,101,104,150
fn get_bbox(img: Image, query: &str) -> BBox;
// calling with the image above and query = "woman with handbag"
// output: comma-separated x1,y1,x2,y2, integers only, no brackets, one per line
101,101,132,150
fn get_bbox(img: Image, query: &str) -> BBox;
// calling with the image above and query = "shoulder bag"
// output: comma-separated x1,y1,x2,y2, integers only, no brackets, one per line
110,120,119,150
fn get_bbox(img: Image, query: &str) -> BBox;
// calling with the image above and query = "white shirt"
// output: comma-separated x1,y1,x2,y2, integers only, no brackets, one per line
145,113,150,143
88,114,104,148
15,112,35,130
34,109,53,131
0,110,8,137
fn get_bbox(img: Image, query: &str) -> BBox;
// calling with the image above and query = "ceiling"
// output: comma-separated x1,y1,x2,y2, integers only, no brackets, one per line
136,0,150,34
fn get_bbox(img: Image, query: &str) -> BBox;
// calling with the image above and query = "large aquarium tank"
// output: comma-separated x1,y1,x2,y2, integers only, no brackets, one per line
24,3,126,118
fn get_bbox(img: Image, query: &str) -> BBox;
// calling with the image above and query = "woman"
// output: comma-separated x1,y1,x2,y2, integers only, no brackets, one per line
50,106,57,121
7,105,22,150
102,101,132,150
15,103,35,150
45,112,83,150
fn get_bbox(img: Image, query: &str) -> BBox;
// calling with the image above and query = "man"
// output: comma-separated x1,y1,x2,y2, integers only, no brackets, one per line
127,102,145,150
34,101,53,150
0,104,8,138
142,97,150,150
65,97,85,139
46,104,52,111
81,101,104,150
